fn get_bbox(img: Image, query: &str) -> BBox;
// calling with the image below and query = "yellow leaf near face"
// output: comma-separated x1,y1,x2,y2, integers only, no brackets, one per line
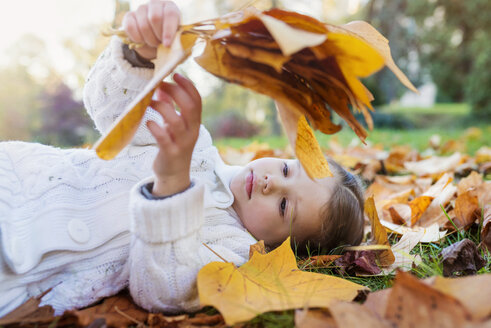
365,196,395,266
197,237,367,325
295,116,332,179
93,32,197,160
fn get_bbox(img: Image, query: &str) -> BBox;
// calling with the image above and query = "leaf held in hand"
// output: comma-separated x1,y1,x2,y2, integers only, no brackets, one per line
197,237,367,325
93,32,197,160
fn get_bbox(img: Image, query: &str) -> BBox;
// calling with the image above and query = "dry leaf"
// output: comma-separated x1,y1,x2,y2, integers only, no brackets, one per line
428,274,491,321
409,195,434,226
329,301,391,328
63,293,148,328
453,191,480,230
197,237,367,325
365,196,395,266
380,221,446,243
482,205,491,251
404,152,462,176
0,292,57,326
297,255,342,269
248,240,266,258
381,230,425,274
441,239,486,277
94,31,197,160
384,271,473,328
295,308,337,328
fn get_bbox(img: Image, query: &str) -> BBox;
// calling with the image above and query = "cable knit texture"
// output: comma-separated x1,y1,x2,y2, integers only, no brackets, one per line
0,37,256,317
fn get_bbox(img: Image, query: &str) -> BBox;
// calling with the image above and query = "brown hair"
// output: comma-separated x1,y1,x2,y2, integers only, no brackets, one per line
294,158,365,256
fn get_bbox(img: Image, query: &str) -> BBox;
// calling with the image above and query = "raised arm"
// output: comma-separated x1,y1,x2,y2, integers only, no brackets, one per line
83,0,181,146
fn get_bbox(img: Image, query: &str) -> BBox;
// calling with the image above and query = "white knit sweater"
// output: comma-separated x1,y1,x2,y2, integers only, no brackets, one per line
0,37,256,317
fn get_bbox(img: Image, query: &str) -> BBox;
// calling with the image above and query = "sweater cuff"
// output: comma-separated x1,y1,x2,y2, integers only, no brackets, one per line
130,177,204,244
109,37,154,91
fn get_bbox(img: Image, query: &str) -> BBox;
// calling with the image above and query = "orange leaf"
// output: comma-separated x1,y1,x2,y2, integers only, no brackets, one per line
409,195,434,226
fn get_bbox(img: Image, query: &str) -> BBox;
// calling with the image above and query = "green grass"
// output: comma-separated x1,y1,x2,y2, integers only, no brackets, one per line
215,125,490,156
380,103,471,115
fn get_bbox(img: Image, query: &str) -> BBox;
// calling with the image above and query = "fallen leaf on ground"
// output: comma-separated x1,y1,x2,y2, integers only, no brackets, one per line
297,255,342,269
295,308,337,328
404,152,462,176
62,293,148,328
441,239,486,277
197,237,367,325
384,271,473,327
427,273,491,321
380,221,446,243
365,196,395,266
452,191,480,230
0,291,57,327
482,205,491,251
334,250,382,275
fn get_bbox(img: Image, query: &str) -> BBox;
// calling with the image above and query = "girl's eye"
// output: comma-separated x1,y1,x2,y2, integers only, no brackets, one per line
283,162,289,177
280,197,287,216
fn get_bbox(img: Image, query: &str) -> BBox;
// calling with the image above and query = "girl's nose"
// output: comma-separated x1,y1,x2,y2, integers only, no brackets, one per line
262,175,275,194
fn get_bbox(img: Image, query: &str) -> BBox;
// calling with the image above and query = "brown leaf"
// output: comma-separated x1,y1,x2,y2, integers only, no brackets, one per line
365,196,395,266
63,293,148,328
0,293,57,326
482,205,491,251
452,191,480,230
334,250,382,275
385,271,473,327
297,255,341,269
248,240,267,258
441,239,486,277
428,273,491,321
329,301,391,328
295,308,337,328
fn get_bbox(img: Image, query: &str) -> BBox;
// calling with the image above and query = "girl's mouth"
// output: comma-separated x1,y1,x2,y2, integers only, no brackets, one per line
246,171,254,199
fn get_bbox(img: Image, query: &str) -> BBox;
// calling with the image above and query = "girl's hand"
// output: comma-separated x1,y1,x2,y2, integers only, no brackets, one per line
122,0,181,60
147,73,202,197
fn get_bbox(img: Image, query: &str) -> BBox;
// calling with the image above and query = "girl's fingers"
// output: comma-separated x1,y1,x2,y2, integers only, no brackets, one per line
135,5,161,48
150,97,185,134
173,73,202,110
122,12,144,44
147,1,164,42
159,83,197,128
162,1,180,47
147,120,173,147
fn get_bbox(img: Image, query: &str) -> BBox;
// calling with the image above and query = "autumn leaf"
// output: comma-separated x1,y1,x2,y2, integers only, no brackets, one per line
441,239,486,277
197,237,367,325
365,196,395,266
95,8,415,179
94,31,197,160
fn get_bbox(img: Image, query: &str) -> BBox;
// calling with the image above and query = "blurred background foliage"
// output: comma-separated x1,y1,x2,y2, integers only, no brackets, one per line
0,0,489,148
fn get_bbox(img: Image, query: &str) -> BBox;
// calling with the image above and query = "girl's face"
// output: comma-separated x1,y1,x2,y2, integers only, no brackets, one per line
230,158,337,247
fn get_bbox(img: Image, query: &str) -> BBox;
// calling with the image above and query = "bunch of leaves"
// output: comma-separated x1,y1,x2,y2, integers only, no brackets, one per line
94,7,416,179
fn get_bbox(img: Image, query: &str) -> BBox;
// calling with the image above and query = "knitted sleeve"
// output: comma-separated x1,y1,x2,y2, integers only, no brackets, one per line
128,178,252,313
83,37,162,146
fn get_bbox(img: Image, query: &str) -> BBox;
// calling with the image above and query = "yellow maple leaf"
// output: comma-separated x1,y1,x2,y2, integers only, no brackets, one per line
197,237,367,325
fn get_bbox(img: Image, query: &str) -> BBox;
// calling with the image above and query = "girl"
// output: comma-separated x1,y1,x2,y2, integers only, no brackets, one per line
0,0,364,317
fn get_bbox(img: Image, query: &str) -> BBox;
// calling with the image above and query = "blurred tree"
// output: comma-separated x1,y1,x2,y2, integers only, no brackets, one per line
357,0,421,104
38,79,92,146
0,64,43,141
406,0,491,118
